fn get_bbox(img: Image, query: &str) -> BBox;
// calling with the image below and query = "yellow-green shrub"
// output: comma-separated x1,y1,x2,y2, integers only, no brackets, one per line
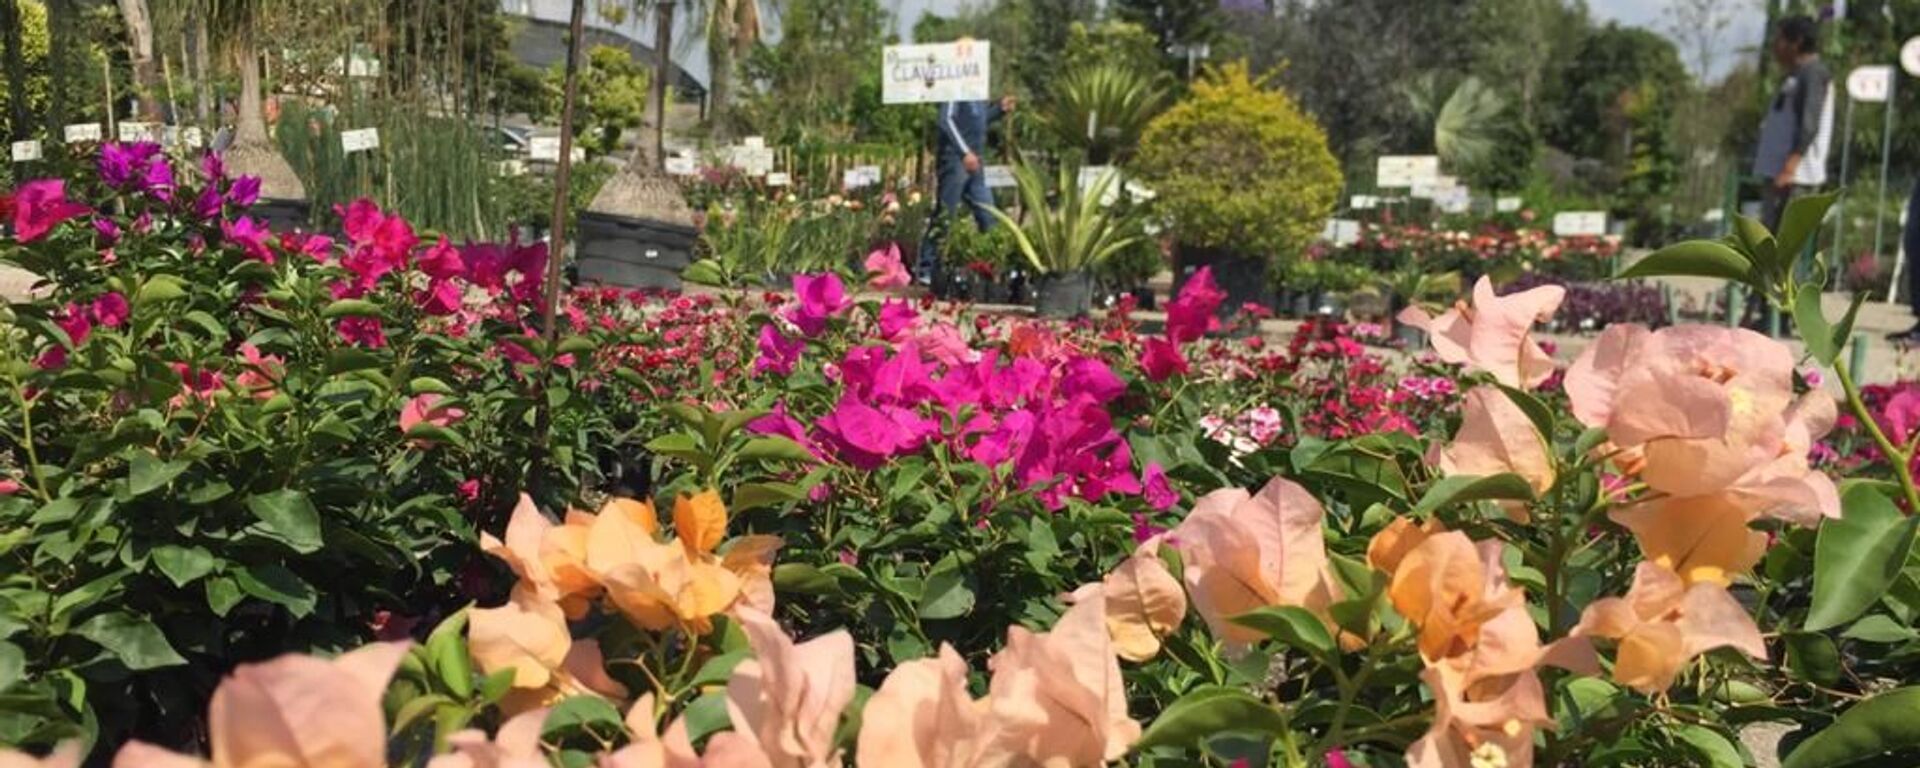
1133,62,1342,261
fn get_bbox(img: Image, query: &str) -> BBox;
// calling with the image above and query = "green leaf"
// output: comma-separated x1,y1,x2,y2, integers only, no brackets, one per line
688,650,749,688
1228,605,1335,657
73,612,187,670
556,335,596,356
1776,191,1838,267
205,576,243,616
1136,686,1288,750
150,545,216,587
407,376,456,396
1732,215,1781,274
245,489,324,554
738,436,815,463
134,275,187,306
645,432,702,459
772,564,842,596
0,641,22,691
1782,687,1920,768
1674,724,1745,768
1496,383,1555,440
320,299,383,319
1806,485,1920,631
327,348,385,375
426,611,473,699
1795,286,1840,366
234,564,318,618
732,482,806,513
1616,240,1754,284
1785,631,1842,686
541,695,626,739
126,452,189,497
917,556,975,620
682,259,728,286
1840,615,1918,644
1413,473,1535,516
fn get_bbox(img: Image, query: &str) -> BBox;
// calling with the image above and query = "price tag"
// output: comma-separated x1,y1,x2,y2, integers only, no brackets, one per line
1376,155,1440,188
1350,194,1378,210
1552,211,1608,237
11,140,42,162
341,127,380,153
1496,196,1523,213
1848,65,1893,103
766,172,791,187
118,121,158,143
984,165,1015,188
63,123,103,143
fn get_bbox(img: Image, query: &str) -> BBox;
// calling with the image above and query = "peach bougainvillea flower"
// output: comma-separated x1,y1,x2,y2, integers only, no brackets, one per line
986,585,1142,766
602,694,701,768
400,393,467,446
1609,493,1769,587
113,642,411,768
469,584,572,690
1573,562,1766,694
716,606,857,768
1398,276,1564,390
1171,477,1343,653
0,743,80,768
1367,516,1445,577
588,490,781,634
1436,386,1555,505
1388,532,1523,663
855,644,995,768
1072,540,1188,662
480,494,603,617
428,706,550,768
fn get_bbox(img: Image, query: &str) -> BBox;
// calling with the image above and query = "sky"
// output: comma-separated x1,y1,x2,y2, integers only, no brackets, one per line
883,0,1771,82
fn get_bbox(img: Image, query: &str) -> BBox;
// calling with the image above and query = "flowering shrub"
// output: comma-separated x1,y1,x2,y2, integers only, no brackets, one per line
1329,221,1622,283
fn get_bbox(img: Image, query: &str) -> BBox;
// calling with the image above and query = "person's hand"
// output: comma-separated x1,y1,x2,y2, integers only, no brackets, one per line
964,152,982,173
1000,95,1018,113
1774,170,1795,190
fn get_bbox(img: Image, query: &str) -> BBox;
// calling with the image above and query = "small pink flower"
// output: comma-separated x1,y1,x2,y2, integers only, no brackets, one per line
89,292,129,329
457,478,482,501
0,479,21,496
399,393,465,446
864,242,911,290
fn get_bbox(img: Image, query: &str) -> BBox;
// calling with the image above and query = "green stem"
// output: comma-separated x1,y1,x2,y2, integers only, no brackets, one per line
1836,359,1920,513
10,377,50,501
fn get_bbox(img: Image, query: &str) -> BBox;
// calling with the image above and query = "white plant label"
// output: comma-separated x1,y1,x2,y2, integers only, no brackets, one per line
341,128,380,153
1902,36,1920,77
529,136,561,161
1409,175,1457,200
766,172,791,187
883,41,990,104
117,121,158,143
1350,194,1378,210
1552,211,1608,237
63,123,102,143
664,156,697,176
1496,196,1523,213
1436,187,1472,214
743,136,766,149
984,165,1015,188
1848,65,1893,103
164,126,205,148
731,146,775,176
10,140,42,162
843,165,882,190
1376,155,1440,188
1078,165,1118,192
1321,218,1360,246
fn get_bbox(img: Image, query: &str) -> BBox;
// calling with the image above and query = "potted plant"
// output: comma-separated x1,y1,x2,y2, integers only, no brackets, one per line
988,161,1145,318
1134,62,1343,314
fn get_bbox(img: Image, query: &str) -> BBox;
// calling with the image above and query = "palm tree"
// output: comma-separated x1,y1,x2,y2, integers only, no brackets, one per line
683,0,768,133
1041,60,1173,165
1403,73,1510,177
116,0,163,120
208,0,307,202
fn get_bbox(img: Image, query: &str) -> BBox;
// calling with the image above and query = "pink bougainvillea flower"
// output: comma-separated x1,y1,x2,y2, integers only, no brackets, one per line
92,217,121,245
986,584,1142,765
7,180,90,243
227,175,262,208
418,236,466,280
112,642,410,768
418,278,465,317
89,292,130,329
400,393,466,444
1436,386,1555,514
1139,336,1189,382
784,272,851,336
1166,266,1226,344
877,298,919,340
1142,461,1178,511
337,316,388,348
865,242,911,289
222,215,275,263
234,343,284,399
280,231,334,261
753,324,804,377
1073,539,1187,661
169,363,226,408
1170,477,1344,652
717,606,857,768
1572,561,1765,694
856,644,995,768
1398,276,1564,390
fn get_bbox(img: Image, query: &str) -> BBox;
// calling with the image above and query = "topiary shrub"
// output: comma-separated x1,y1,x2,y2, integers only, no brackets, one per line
1133,62,1342,265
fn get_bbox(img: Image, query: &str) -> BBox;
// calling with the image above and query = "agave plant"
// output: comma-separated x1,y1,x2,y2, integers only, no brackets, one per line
1041,60,1173,165
987,160,1145,276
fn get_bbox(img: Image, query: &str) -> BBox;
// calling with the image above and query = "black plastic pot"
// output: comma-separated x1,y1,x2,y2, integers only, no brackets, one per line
1174,246,1273,317
576,211,698,290
1034,271,1095,318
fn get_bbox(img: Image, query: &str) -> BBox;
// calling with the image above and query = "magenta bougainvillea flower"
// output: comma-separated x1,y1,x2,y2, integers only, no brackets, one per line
1139,337,1188,382
221,215,274,263
864,242,911,290
5,180,90,243
89,292,130,330
1165,266,1226,344
784,273,850,337
753,324,804,377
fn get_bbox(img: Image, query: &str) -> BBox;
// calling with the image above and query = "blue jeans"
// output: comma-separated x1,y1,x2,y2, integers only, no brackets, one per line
917,155,996,280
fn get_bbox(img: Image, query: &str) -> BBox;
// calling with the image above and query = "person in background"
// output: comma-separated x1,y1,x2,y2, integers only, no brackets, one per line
1752,14,1833,232
918,85,1016,288
1892,180,1920,341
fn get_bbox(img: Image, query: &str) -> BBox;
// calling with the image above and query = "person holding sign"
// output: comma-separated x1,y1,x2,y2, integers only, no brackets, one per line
1752,15,1833,232
918,77,1016,287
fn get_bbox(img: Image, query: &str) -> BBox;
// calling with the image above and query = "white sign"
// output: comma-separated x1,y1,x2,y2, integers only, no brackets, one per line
63,123,102,144
1902,36,1920,77
843,165,882,190
984,164,1016,188
1848,65,1894,103
766,172,791,187
341,128,380,153
1409,175,1459,200
883,41,991,105
1077,165,1118,192
730,146,774,176
665,155,697,176
10,140,42,162
1435,186,1472,214
117,121,159,143
1496,196,1523,213
163,126,205,148
1350,194,1378,210
1321,218,1361,246
1376,155,1440,188
496,159,528,177
743,136,766,149
1552,211,1608,237
529,136,561,161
